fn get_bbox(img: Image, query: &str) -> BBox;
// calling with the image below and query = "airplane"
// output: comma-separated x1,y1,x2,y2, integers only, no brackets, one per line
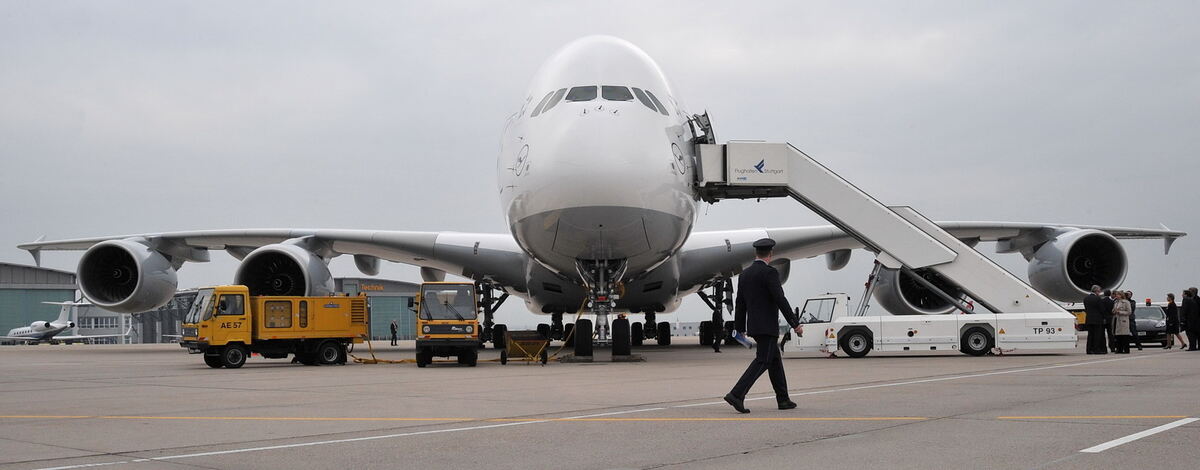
1,302,132,345
17,35,1184,357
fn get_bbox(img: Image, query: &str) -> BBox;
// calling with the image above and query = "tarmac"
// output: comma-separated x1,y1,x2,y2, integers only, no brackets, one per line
1,336,1198,470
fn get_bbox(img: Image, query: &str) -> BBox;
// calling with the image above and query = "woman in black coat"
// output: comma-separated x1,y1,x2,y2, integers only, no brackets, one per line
1165,293,1186,349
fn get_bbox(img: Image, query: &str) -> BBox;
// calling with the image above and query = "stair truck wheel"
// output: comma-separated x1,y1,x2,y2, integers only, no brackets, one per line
657,322,671,346
839,329,872,358
316,341,341,365
221,344,248,369
416,348,432,368
492,324,508,350
612,318,631,356
574,318,594,357
961,327,993,356
631,322,644,346
203,354,223,368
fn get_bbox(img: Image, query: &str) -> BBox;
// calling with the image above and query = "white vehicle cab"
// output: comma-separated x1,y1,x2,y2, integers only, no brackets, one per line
781,294,1078,358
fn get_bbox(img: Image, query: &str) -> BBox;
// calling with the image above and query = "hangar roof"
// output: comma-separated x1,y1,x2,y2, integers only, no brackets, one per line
0,262,76,289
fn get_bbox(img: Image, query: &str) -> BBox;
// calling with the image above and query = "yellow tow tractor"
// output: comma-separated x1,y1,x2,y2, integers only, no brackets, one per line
180,285,369,368
415,282,481,367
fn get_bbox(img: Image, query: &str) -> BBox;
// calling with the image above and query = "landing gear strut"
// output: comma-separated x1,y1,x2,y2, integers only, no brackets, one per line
576,259,628,358
477,282,509,347
697,278,733,352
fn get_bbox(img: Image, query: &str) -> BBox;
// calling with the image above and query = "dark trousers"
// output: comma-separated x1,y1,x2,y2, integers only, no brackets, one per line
390,333,397,346
1130,324,1142,350
1189,327,1200,350
1116,335,1131,353
730,335,789,402
1107,321,1117,351
1085,324,1108,354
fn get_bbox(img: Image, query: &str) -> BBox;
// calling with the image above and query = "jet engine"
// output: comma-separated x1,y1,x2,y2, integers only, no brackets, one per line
1028,229,1126,302
77,239,178,313
234,243,334,297
873,267,965,315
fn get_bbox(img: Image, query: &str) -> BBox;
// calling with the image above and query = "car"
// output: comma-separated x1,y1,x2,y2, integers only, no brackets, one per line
1132,304,1168,345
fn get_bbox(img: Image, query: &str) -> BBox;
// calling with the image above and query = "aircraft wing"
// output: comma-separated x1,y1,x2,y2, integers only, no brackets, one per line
677,221,1185,290
18,229,531,291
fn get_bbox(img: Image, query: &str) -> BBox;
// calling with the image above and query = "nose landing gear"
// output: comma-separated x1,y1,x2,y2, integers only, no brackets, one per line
575,259,629,358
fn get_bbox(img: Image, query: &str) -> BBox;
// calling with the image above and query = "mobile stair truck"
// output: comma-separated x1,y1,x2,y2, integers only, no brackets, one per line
689,126,1078,355
781,293,1076,358
181,285,369,368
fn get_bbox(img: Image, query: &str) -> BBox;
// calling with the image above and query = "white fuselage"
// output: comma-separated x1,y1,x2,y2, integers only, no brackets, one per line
497,36,698,279
6,321,70,342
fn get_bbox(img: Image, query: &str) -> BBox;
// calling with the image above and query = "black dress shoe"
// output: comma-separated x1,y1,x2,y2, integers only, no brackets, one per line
778,400,797,410
724,393,749,414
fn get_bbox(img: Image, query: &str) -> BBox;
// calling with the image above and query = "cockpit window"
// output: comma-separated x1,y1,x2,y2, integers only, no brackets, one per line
530,90,555,117
565,86,598,102
631,88,657,112
541,88,567,114
601,86,634,101
644,90,670,116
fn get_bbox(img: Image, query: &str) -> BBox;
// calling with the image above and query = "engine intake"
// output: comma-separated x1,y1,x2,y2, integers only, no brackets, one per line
77,239,178,313
873,267,965,315
234,243,333,297
1028,229,1126,302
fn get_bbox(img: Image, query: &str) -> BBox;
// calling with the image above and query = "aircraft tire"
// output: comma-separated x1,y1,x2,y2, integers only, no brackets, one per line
492,324,508,350
574,319,593,357
698,321,712,346
631,322,643,346
612,318,631,356
537,323,551,339
563,323,575,347
656,322,671,346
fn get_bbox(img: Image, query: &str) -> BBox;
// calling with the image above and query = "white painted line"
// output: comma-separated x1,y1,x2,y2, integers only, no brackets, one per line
1079,417,1198,453
35,353,1164,470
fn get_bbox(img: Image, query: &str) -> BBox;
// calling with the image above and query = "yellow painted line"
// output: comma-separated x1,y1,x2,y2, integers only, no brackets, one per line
488,417,928,422
998,415,1189,420
0,415,93,419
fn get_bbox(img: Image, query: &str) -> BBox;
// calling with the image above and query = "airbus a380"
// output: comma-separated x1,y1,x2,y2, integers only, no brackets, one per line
19,36,1183,356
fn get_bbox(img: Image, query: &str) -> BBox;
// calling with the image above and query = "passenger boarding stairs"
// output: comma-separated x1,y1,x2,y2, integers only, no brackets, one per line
694,140,1067,315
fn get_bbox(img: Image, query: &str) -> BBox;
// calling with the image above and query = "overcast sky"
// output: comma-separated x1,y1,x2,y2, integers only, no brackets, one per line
2,1,1197,327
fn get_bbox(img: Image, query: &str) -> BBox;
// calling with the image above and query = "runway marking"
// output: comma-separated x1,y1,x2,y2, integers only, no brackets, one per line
29,353,1165,470
676,353,1162,408
0,415,474,422
999,415,1189,420
1079,417,1198,453
1,414,923,423
489,417,927,422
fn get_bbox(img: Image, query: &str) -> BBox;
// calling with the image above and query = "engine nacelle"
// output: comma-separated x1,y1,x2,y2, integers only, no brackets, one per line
77,239,178,313
234,243,333,297
1028,229,1126,302
873,267,965,315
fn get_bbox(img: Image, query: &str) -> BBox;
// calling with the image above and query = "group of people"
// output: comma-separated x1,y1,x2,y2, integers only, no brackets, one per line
1083,285,1200,354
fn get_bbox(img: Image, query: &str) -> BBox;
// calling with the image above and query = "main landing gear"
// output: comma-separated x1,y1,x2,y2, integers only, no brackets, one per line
697,278,734,352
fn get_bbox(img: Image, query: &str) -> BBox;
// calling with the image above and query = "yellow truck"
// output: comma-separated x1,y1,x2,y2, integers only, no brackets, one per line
415,282,480,367
181,285,369,369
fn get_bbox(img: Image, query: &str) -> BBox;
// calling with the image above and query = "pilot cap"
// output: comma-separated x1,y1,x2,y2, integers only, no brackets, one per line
753,238,776,250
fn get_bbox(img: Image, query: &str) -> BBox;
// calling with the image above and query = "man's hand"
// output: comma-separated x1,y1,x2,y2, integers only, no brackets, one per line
793,325,803,337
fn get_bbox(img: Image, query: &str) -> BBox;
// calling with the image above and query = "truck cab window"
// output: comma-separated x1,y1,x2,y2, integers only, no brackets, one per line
799,299,834,323
565,86,597,102
217,294,245,316
601,85,634,101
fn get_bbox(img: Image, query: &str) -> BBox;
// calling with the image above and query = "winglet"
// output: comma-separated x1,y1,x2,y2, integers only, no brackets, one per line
1161,223,1179,255
27,235,45,267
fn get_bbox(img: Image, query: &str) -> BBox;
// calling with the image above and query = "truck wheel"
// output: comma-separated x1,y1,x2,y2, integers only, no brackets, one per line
416,348,431,368
493,324,508,350
203,354,223,368
316,341,341,365
612,318,631,356
458,348,478,366
631,322,644,347
500,350,508,365
839,330,872,358
574,319,593,357
961,327,993,356
657,322,671,346
221,345,248,369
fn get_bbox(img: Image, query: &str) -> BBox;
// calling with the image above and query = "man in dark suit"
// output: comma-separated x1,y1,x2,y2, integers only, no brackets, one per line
1127,290,1143,351
1082,285,1107,354
1183,288,1200,351
724,238,803,414
1102,290,1116,352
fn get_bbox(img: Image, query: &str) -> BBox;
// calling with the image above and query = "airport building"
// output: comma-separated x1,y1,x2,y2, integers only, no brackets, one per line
0,262,77,335
335,278,420,341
